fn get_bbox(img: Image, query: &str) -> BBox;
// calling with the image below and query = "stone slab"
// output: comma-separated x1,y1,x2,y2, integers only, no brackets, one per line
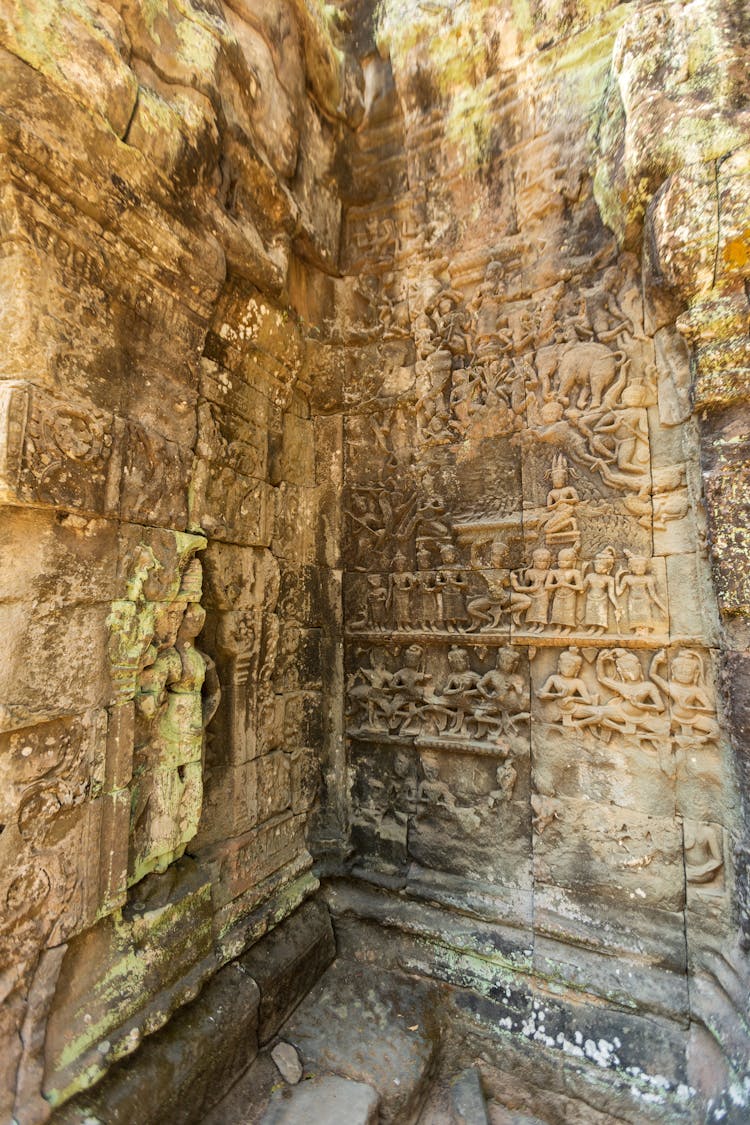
260,1074,379,1125
450,1067,489,1125
238,898,336,1043
280,961,439,1123
52,960,260,1125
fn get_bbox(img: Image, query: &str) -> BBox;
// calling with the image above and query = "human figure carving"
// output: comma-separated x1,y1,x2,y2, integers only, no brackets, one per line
389,645,432,732
348,649,395,731
431,289,470,359
510,549,552,632
648,649,719,744
577,649,666,754
426,647,481,736
418,759,480,833
415,351,452,442
546,547,583,634
366,574,389,629
474,648,530,738
538,648,597,726
415,549,441,630
469,262,512,357
685,823,723,885
384,751,417,827
389,552,414,631
583,381,650,481
467,562,510,632
616,553,667,634
131,562,219,881
487,762,517,806
436,544,469,630
574,267,634,344
581,547,619,634
449,365,482,430
543,456,581,543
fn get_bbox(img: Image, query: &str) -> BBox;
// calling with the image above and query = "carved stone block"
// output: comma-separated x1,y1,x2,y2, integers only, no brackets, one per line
118,420,192,531
257,751,292,824
408,747,532,888
532,797,684,912
0,381,117,515
43,862,216,1106
191,461,273,547
350,741,417,873
211,814,309,909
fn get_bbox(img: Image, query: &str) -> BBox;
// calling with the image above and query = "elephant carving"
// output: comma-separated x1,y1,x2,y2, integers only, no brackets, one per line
536,339,626,410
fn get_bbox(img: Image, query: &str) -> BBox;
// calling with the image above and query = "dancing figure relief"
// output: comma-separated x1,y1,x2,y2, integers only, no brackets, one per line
347,645,528,750
649,649,720,745
536,644,718,762
472,648,531,740
421,647,481,738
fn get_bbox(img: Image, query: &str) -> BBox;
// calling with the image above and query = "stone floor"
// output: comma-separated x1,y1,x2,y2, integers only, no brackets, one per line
205,961,548,1124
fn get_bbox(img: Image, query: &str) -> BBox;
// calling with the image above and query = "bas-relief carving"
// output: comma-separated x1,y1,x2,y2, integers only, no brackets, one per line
0,0,744,1111
347,643,529,758
530,645,721,804
107,537,220,887
343,196,729,933
0,382,117,515
0,712,108,968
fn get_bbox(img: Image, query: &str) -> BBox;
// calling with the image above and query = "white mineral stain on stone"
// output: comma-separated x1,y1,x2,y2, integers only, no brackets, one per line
729,1079,750,1105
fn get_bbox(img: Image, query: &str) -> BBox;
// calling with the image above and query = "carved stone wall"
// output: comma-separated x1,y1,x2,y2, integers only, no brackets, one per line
333,0,750,1118
0,1,357,1119
1,0,749,1122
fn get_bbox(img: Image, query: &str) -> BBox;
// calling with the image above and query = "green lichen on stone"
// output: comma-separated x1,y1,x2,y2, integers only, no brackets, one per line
376,0,628,175
48,882,213,1104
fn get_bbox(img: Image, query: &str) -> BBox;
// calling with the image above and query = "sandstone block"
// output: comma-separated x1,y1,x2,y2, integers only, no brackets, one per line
52,960,260,1125
239,898,335,1043
261,1075,380,1125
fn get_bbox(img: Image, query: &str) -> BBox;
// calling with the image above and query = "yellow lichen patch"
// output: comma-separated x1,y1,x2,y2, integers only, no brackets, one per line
723,233,750,269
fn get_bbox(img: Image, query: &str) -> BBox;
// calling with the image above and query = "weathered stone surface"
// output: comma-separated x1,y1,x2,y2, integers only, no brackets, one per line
261,1074,379,1125
0,0,749,1121
0,0,350,1111
238,897,335,1042
331,4,747,1117
281,961,439,1122
450,1067,489,1125
52,960,260,1125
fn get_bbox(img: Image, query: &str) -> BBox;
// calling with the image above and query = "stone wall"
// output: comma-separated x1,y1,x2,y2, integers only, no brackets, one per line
334,0,750,1117
1,0,749,1122
0,1,358,1118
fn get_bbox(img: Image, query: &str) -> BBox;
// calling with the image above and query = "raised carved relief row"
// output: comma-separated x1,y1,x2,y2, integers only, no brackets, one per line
0,380,280,545
348,643,529,752
348,548,669,641
347,641,717,753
